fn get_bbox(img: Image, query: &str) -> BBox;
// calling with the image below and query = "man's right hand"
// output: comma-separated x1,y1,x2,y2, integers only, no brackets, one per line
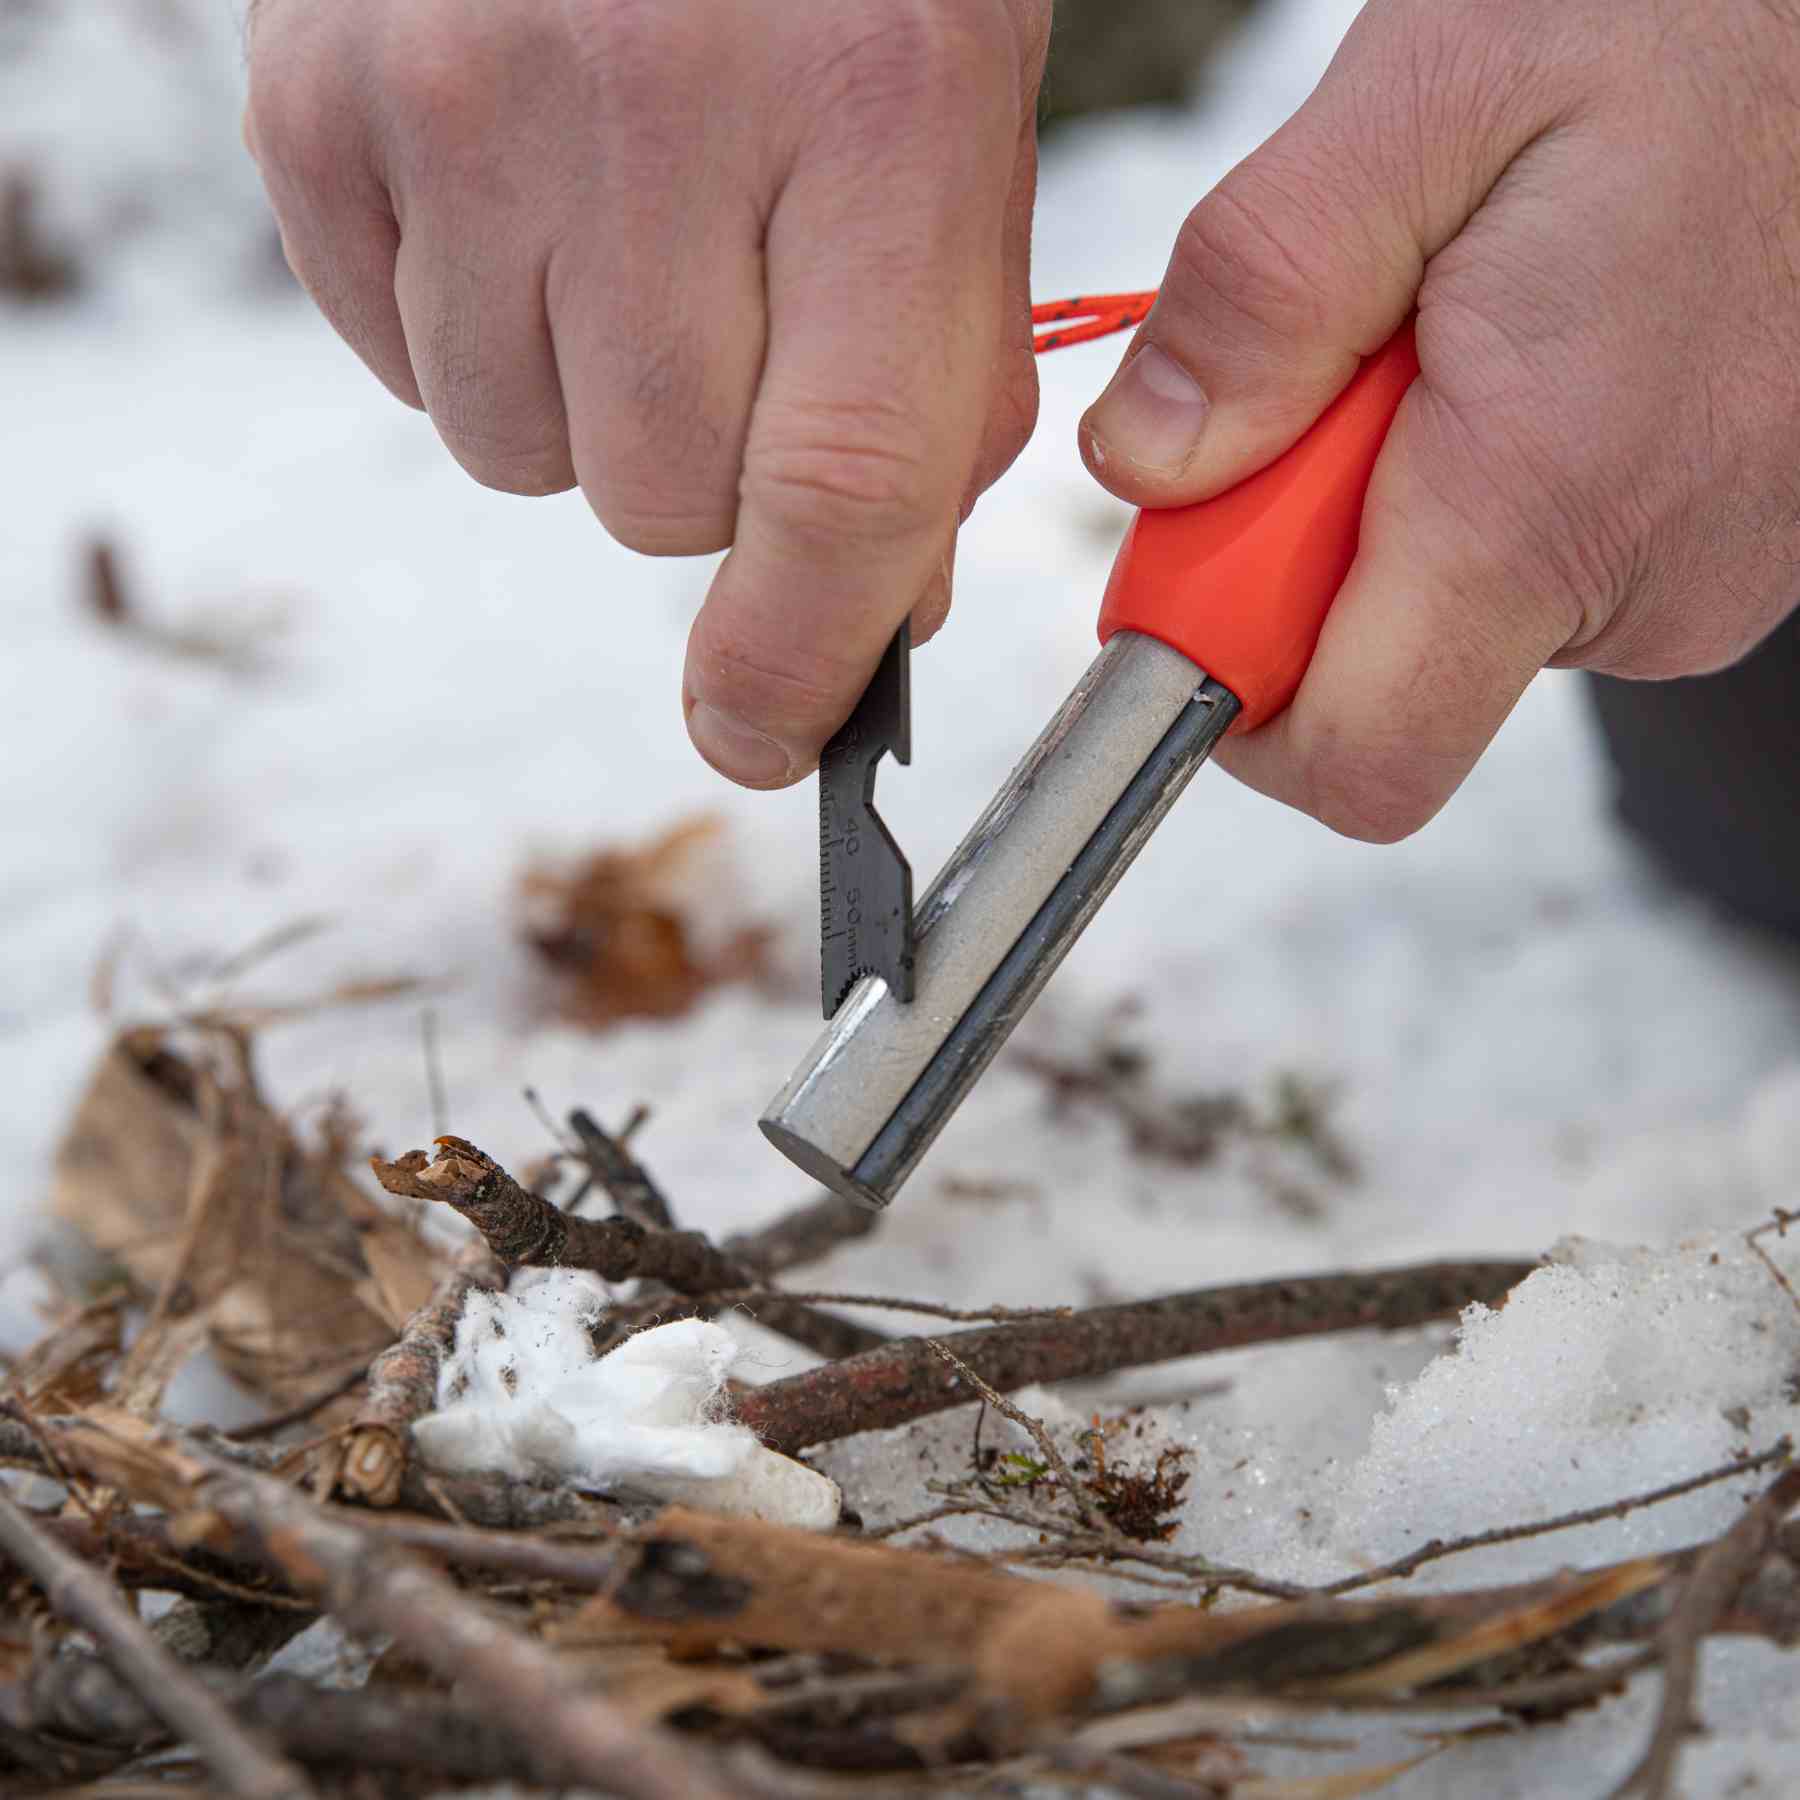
246,0,1049,785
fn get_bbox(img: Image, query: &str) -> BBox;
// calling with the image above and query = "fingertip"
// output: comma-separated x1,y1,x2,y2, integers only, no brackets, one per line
909,544,955,644
1080,343,1213,494
684,699,807,790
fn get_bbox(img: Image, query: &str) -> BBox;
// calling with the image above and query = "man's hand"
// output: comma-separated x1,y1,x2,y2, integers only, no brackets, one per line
1083,0,1800,842
245,0,1048,785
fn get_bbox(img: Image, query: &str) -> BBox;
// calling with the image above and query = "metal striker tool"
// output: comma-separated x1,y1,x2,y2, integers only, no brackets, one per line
762,321,1423,1211
818,621,913,1017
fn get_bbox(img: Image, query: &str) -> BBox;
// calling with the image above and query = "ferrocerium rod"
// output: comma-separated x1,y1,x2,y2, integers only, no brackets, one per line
761,630,1238,1209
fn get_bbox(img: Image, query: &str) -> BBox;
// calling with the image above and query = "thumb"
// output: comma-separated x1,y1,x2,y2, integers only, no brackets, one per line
1079,11,1562,506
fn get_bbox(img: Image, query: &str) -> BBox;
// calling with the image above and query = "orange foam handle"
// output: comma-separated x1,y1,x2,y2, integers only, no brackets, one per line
1097,321,1419,733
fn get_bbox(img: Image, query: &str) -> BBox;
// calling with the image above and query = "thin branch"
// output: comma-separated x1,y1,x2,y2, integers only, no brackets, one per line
715,1290,1071,1323
1746,1208,1800,1320
198,1457,736,1800
1319,1438,1794,1595
736,1260,1535,1453
568,1105,677,1230
372,1134,883,1360
224,1365,370,1442
0,1491,315,1799
371,1135,742,1284
340,1239,504,1506
924,1338,1109,1533
723,1187,882,1279
1613,1463,1800,1800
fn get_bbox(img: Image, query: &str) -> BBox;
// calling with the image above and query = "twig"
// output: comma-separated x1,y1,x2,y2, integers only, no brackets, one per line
340,1239,505,1506
0,1411,622,1533
736,1260,1534,1453
723,1187,882,1278
372,1135,883,1359
372,1135,744,1283
1612,1463,1800,1799
1746,1208,1800,1320
716,1290,1070,1323
199,1457,736,1800
568,1105,677,1231
924,1338,1109,1533
9,1660,564,1787
224,1365,371,1442
563,1108,880,1356
1319,1437,1794,1595
0,1491,315,1799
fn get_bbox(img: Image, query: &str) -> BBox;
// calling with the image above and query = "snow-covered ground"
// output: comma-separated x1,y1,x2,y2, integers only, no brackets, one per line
5,1,1800,1793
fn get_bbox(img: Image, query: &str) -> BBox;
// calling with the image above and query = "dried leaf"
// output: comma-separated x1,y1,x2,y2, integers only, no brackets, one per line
521,816,772,1028
52,1028,403,1408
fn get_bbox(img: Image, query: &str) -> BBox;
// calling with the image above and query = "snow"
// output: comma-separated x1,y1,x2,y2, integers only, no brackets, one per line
5,0,1800,1792
415,1274,841,1527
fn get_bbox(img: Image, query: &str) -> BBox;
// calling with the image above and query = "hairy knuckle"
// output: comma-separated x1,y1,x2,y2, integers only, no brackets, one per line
572,0,710,100
810,0,1014,128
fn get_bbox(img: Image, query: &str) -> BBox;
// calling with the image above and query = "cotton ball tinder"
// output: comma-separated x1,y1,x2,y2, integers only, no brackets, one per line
413,1268,840,1529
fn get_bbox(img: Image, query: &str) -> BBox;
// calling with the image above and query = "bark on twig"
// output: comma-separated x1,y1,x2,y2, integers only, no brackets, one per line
9,1664,548,1788
341,1240,505,1506
371,1135,883,1359
736,1260,1535,1453
724,1189,881,1279
198,1458,734,1800
569,1105,677,1230
0,1492,315,1799
372,1136,745,1285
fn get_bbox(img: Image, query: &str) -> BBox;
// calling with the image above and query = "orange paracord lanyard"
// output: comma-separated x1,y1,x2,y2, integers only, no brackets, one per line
1029,289,1156,354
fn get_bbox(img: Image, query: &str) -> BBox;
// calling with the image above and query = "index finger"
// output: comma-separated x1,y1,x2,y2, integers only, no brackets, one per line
681,25,1018,787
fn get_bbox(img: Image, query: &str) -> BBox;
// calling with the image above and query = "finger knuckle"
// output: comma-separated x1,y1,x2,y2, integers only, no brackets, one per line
967,354,1041,503
811,1,1015,126
246,63,342,197
450,435,577,499
376,32,492,154
590,491,735,556
689,630,849,736
746,406,944,543
1171,166,1343,343
569,0,712,105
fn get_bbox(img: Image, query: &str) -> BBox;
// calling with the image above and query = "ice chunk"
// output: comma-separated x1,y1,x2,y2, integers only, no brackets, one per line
414,1269,839,1530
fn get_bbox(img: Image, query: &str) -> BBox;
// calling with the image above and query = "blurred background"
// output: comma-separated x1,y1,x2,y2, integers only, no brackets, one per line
5,0,1800,1317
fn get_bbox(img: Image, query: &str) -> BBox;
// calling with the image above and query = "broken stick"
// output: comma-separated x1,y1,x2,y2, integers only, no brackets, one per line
371,1134,883,1358
0,1491,314,1799
198,1457,735,1800
735,1259,1535,1453
340,1239,505,1506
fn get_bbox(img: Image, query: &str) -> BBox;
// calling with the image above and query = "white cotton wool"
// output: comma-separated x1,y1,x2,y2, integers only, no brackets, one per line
412,1269,840,1530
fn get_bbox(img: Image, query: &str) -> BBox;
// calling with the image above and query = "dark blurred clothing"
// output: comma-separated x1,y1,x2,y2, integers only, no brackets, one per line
1588,607,1800,940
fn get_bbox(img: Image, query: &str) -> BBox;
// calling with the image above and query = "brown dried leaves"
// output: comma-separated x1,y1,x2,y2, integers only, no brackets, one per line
521,815,772,1028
